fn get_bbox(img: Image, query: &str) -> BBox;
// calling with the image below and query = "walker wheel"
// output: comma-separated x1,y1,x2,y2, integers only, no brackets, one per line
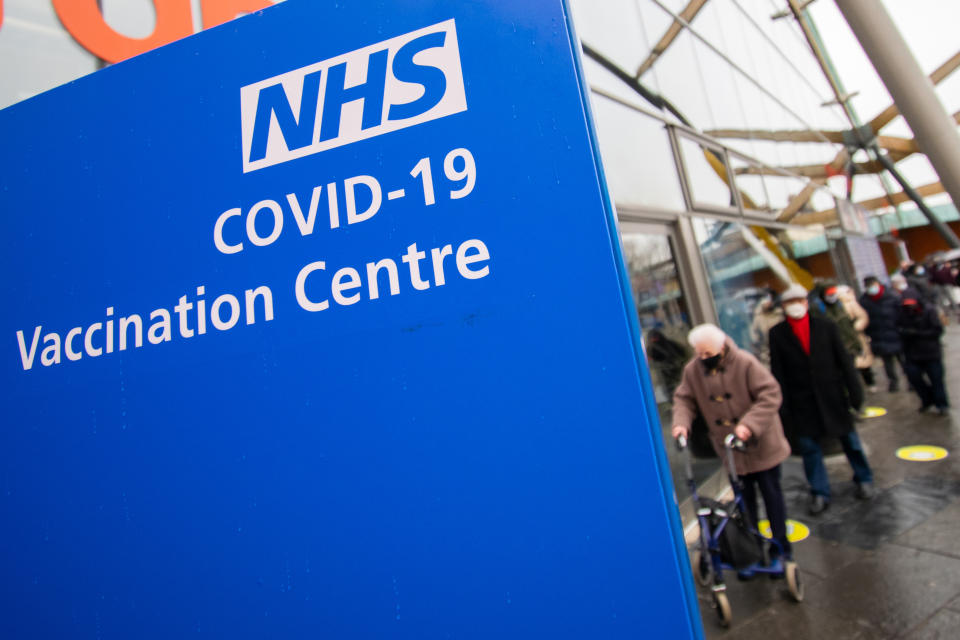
785,561,804,602
713,591,732,627
693,550,711,587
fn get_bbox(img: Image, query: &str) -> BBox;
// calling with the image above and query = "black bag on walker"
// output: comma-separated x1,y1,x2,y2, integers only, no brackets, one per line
701,497,764,570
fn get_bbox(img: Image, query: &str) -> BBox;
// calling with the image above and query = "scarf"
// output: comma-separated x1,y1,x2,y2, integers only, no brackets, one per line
786,313,811,355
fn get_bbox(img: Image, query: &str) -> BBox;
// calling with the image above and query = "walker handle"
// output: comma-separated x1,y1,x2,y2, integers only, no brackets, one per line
675,434,688,451
723,433,747,451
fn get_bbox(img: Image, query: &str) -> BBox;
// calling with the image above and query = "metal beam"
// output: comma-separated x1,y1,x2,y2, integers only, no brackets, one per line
793,180,946,226
635,0,710,78
705,128,842,144
786,1,950,232
735,162,877,179
777,181,821,222
705,127,917,154
868,51,960,133
873,152,960,246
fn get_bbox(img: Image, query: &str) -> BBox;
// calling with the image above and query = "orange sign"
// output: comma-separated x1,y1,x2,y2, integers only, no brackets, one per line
50,0,274,64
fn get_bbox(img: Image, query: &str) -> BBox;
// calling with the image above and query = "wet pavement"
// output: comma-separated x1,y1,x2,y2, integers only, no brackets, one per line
679,324,960,639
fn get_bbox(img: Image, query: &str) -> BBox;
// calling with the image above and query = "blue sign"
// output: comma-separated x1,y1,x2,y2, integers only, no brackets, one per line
0,1,701,637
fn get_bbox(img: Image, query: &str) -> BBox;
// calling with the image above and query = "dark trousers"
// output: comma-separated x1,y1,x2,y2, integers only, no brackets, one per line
903,358,949,409
859,367,875,387
740,465,791,557
878,353,903,389
795,432,873,499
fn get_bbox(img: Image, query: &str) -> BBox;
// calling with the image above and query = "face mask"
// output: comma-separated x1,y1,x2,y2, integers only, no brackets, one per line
700,354,722,371
893,281,907,291
866,285,880,296
784,303,806,319
824,294,838,304
915,267,926,276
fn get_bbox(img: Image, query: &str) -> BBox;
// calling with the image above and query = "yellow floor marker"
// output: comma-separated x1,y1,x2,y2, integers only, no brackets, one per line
860,406,887,418
757,519,810,543
895,445,948,462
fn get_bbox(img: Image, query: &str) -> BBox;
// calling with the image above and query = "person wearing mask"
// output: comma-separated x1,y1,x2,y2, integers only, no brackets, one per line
822,282,874,392
897,297,950,416
820,281,864,366
890,273,919,300
859,276,905,392
769,285,874,515
671,324,792,562
904,262,937,306
749,289,782,367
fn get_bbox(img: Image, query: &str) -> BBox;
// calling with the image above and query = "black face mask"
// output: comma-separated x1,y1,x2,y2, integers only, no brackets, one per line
700,354,722,371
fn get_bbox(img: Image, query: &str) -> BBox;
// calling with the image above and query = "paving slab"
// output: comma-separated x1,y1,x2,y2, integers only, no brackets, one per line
706,603,891,640
900,607,960,640
800,545,960,638
813,475,960,550
699,570,825,638
893,498,960,559
945,594,960,613
790,535,866,581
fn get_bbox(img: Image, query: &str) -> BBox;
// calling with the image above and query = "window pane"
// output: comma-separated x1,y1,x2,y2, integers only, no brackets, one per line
678,136,736,212
590,96,686,211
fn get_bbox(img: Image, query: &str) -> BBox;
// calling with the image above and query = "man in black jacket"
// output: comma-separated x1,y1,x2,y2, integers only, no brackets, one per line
898,297,950,416
859,275,905,392
769,285,874,515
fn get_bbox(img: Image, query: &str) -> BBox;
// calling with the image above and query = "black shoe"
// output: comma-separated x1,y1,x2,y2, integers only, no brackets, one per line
856,482,875,499
809,495,830,515
936,407,950,416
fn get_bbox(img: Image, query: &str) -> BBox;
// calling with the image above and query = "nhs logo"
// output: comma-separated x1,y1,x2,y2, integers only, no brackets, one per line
240,19,467,172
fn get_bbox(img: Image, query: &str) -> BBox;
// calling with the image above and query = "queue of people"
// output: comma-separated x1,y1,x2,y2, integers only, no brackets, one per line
900,256,960,317
662,268,952,526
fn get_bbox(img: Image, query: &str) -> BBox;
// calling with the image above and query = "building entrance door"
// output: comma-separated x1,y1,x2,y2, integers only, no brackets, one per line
619,221,718,488
619,222,693,405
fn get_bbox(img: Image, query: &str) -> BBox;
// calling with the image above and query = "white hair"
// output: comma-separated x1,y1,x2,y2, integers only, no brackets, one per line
687,323,726,351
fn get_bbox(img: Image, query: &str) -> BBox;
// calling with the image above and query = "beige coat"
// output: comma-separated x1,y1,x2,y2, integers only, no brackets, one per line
838,286,874,368
749,304,783,366
672,338,791,475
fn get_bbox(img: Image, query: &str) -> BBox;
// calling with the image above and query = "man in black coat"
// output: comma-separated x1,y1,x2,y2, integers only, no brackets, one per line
904,262,938,307
769,285,875,515
859,275,905,392
897,297,950,416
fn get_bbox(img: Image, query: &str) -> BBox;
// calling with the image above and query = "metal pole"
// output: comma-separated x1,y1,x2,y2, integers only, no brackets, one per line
834,0,960,248
873,151,960,246
798,5,905,217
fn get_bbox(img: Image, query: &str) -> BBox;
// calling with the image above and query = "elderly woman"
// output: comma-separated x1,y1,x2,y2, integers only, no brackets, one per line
671,323,792,563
